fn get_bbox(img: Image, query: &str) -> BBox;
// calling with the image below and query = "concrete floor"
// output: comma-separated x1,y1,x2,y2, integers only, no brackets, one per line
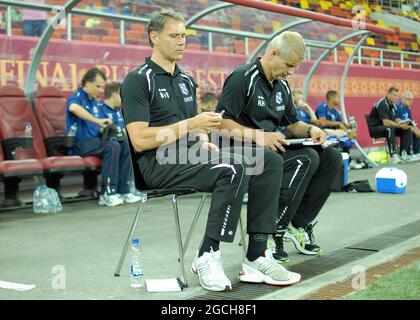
0,162,419,300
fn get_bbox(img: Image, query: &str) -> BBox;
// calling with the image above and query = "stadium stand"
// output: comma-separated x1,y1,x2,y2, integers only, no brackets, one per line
1,0,417,67
0,85,89,201
0,133,44,207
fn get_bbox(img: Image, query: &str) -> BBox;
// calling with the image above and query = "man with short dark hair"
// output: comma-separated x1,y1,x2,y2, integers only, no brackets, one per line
316,91,354,134
97,81,142,203
66,68,142,206
367,87,414,164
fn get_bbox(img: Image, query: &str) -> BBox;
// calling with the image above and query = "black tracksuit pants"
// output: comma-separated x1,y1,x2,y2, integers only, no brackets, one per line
276,147,342,231
368,125,413,155
138,144,283,243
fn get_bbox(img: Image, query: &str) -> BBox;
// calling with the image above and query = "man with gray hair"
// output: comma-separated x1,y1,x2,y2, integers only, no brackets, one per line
121,10,301,292
367,87,415,163
218,31,342,265
396,90,420,158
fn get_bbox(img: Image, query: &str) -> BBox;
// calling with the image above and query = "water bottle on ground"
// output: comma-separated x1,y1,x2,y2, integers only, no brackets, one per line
130,238,145,289
46,187,62,213
24,122,32,137
67,123,78,137
33,185,49,214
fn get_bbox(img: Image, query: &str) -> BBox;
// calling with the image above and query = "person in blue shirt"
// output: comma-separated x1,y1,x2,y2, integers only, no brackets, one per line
292,89,322,126
66,68,141,206
293,89,355,154
396,91,420,157
316,90,357,140
102,0,118,14
316,91,348,128
97,81,143,203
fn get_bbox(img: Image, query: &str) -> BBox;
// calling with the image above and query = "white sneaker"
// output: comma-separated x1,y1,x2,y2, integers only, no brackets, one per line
120,193,143,204
390,154,402,164
239,250,301,286
349,160,364,170
98,193,124,207
191,250,232,291
404,155,419,163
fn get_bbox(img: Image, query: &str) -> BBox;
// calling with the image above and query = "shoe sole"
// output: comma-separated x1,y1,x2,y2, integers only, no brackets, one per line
123,199,142,204
274,257,290,264
238,263,301,286
285,232,319,256
98,199,124,207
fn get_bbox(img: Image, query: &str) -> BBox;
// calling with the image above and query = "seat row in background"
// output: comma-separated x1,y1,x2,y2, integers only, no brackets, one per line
0,85,102,211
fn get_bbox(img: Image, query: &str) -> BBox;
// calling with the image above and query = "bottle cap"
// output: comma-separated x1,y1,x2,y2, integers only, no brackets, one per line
131,238,140,245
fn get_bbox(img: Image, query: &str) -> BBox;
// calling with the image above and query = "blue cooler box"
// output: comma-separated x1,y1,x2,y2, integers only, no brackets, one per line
375,167,407,194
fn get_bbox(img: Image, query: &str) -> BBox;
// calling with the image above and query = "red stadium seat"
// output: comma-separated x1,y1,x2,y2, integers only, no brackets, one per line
0,137,43,208
34,86,102,196
0,85,86,196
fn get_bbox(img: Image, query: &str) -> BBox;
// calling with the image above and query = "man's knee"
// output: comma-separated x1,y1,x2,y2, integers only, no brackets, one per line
324,147,342,170
299,147,320,170
103,140,121,157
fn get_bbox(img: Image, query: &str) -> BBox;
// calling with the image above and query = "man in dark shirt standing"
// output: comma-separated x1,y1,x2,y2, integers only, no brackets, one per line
367,87,413,164
120,10,300,292
217,31,341,263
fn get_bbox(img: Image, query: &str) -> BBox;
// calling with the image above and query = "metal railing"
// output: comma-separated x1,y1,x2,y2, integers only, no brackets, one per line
0,0,418,69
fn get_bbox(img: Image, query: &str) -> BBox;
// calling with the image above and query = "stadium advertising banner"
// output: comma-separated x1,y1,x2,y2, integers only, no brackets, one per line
0,35,419,147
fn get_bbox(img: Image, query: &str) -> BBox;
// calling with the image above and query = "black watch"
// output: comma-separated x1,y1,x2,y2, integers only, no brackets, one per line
307,125,314,137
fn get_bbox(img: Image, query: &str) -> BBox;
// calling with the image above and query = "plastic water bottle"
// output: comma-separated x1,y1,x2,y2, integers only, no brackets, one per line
24,122,32,137
46,187,62,213
33,185,49,214
130,238,144,289
67,123,78,137
349,115,357,130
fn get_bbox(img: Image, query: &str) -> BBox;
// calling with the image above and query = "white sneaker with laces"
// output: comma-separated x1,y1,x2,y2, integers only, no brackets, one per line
239,250,301,286
120,193,143,204
98,193,124,207
191,250,232,291
390,154,402,164
405,155,419,163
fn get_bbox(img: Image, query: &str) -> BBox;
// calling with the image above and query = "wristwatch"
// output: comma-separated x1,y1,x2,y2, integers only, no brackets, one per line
307,125,314,137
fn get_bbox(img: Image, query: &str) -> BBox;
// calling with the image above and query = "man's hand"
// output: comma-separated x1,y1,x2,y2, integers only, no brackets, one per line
348,130,357,140
200,141,220,152
334,129,347,137
338,122,348,131
188,112,221,132
97,118,112,128
310,126,327,144
401,123,411,130
256,131,289,153
312,119,323,127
